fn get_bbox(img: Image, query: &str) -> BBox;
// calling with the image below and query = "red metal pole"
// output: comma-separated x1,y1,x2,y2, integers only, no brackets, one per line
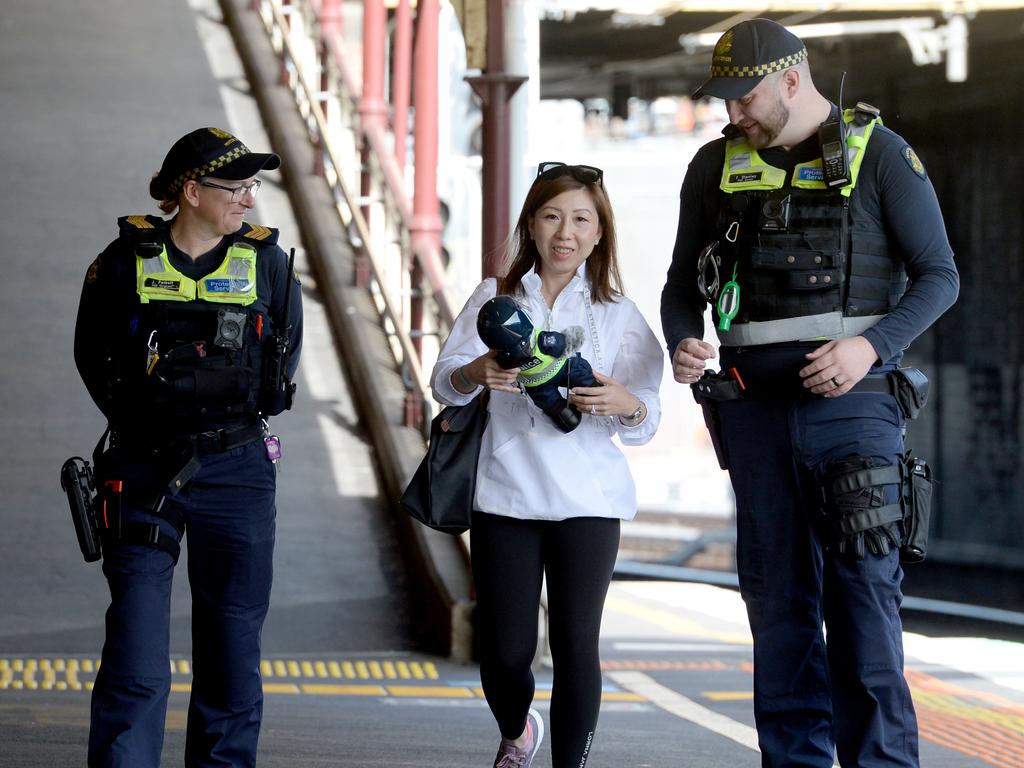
360,0,387,130
316,0,343,177
411,0,442,361
467,0,526,278
358,0,388,288
320,0,342,34
392,0,413,173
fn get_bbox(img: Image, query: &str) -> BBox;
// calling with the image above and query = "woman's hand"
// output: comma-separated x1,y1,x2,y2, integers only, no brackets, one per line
570,371,641,418
453,350,521,394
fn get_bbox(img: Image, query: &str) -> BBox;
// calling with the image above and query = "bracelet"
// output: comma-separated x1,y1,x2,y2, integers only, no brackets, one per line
455,365,474,391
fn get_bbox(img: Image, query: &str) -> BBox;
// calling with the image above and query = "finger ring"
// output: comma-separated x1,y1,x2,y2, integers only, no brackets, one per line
590,404,597,415
832,376,842,388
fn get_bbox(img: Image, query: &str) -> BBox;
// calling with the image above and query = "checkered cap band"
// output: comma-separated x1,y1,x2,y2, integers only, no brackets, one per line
166,145,250,197
710,48,807,79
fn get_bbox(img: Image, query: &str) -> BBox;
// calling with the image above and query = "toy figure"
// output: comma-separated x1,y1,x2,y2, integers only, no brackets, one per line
477,295,601,433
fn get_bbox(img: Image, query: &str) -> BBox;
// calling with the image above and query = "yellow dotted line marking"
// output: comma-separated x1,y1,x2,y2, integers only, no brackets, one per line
0,657,439,693
0,657,646,702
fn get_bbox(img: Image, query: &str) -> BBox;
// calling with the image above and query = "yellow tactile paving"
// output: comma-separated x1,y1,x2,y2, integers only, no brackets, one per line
0,656,643,703
0,657,448,697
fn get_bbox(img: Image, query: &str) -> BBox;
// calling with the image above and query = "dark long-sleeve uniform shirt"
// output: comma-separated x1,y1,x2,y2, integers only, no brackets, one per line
660,114,959,366
74,220,303,431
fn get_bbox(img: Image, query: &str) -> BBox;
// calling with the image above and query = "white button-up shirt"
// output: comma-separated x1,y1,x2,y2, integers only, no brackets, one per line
430,267,664,522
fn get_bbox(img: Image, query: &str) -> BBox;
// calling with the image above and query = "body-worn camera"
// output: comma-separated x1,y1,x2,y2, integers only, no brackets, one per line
759,192,792,231
215,309,247,350
60,457,102,562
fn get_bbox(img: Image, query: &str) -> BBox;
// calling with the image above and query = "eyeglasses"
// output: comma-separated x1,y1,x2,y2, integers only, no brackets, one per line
697,240,721,302
197,179,261,202
536,162,603,186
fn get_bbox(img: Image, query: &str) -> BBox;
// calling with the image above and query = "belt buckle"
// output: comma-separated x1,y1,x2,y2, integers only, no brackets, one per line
198,429,223,453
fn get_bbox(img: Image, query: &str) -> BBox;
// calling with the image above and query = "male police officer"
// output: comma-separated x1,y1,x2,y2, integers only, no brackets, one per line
74,127,302,767
660,20,959,768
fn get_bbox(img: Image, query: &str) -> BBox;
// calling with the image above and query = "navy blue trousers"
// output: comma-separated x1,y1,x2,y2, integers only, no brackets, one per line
717,350,918,768
88,439,277,768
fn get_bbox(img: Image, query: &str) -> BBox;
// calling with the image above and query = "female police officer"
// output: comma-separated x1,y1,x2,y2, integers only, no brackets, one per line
74,127,302,767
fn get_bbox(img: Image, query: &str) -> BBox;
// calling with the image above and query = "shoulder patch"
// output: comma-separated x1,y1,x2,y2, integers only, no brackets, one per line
85,256,101,284
901,145,927,179
240,222,279,244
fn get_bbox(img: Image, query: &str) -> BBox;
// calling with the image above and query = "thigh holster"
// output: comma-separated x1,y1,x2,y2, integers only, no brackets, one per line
820,456,904,559
98,481,184,563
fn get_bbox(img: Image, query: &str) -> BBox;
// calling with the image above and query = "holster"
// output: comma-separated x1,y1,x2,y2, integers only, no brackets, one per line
691,372,743,470
900,453,934,564
891,367,929,420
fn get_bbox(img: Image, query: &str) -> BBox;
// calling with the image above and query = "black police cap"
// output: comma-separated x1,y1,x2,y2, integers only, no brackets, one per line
692,19,807,101
152,127,281,201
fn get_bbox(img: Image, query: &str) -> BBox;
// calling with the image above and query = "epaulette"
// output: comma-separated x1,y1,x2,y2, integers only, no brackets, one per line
852,101,881,127
722,123,743,140
117,215,166,260
117,214,167,238
238,221,280,245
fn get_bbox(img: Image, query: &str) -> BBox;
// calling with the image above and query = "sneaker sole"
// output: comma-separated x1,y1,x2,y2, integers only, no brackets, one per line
526,708,545,764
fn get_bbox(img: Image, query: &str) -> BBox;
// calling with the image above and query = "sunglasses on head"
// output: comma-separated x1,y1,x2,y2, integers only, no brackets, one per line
536,162,603,185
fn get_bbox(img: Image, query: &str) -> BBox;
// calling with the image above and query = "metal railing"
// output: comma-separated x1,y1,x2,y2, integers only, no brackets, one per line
254,0,455,429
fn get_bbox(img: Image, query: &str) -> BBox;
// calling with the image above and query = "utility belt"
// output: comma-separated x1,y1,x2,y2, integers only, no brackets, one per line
692,365,928,414
691,366,934,563
60,421,264,564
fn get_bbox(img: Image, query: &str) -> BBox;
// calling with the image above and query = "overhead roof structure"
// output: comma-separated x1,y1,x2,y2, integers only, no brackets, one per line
535,1,1024,102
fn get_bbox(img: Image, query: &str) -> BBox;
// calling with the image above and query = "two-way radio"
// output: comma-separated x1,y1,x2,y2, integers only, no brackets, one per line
260,248,297,415
818,71,851,188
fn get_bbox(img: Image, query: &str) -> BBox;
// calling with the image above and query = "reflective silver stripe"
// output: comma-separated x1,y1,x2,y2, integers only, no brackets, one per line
140,256,164,275
520,356,566,387
227,257,250,277
718,312,885,346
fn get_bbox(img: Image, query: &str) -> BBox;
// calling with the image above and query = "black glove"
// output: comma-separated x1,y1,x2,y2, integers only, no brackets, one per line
823,456,903,559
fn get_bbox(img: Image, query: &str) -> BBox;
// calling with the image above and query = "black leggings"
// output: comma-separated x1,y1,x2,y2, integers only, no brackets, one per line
470,512,620,768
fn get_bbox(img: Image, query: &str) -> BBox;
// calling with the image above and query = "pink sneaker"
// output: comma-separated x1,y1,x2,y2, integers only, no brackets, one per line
492,708,544,768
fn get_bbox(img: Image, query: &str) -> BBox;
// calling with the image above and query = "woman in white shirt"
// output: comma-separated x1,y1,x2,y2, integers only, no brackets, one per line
430,162,663,768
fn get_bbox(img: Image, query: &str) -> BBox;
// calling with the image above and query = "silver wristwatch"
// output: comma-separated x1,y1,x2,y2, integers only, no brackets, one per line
621,401,644,426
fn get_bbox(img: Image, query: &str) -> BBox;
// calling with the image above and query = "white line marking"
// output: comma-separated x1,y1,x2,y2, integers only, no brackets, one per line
608,670,760,752
611,642,750,653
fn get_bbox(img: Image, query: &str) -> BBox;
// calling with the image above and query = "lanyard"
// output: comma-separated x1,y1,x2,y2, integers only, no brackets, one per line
581,285,604,372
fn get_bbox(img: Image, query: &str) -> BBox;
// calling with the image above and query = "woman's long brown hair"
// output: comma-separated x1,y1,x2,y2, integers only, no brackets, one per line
497,174,623,303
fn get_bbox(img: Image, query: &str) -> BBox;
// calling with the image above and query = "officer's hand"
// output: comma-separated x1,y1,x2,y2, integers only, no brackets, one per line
800,336,879,397
672,338,717,385
459,350,520,394
570,371,637,418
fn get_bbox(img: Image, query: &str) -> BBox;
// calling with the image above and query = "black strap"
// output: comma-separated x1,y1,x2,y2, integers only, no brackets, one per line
103,522,181,563
835,502,904,536
826,464,902,496
848,375,892,396
193,422,264,455
692,370,894,402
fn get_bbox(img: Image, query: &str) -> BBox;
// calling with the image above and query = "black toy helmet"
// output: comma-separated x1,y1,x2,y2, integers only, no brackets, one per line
477,295,535,357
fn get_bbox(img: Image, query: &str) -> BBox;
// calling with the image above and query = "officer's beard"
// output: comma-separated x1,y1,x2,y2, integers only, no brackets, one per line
747,95,790,149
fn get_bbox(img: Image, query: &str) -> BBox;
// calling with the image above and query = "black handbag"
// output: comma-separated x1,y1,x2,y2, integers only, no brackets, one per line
401,391,489,534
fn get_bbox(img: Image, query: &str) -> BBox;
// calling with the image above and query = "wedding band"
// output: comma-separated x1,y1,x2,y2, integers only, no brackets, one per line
590,405,597,415
832,376,841,388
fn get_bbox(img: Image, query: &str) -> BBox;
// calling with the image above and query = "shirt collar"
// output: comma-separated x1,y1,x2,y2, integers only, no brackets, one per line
521,263,588,295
